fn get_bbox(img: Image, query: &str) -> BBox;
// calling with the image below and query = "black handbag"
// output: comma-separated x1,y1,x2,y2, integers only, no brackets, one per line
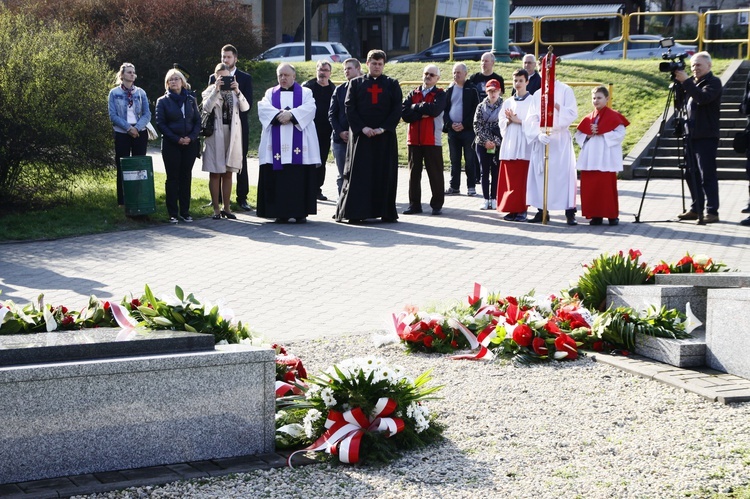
200,107,215,137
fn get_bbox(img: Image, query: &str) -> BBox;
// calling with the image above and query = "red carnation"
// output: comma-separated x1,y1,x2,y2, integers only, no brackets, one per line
423,336,434,348
512,324,533,347
532,337,549,355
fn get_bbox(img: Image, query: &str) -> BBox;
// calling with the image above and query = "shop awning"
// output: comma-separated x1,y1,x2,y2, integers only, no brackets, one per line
510,4,624,21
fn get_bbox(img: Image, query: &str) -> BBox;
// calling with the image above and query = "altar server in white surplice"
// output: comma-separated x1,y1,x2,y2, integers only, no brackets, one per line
524,79,578,225
257,63,321,223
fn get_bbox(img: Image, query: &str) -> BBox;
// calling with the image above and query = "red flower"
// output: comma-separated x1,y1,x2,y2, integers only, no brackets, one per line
131,298,141,308
61,315,75,326
532,337,549,355
628,249,642,260
433,324,446,340
423,336,434,348
271,343,288,355
592,340,605,352
554,334,578,360
544,320,562,335
512,324,533,347
450,340,458,349
103,301,111,310
652,263,670,275
677,255,693,267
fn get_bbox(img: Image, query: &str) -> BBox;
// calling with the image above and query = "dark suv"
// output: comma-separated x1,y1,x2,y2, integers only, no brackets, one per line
389,37,524,63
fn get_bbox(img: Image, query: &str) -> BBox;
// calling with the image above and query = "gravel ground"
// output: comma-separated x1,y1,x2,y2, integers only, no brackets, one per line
77,333,750,499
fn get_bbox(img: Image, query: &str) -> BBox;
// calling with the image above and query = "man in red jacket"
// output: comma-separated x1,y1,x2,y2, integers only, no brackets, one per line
402,64,447,215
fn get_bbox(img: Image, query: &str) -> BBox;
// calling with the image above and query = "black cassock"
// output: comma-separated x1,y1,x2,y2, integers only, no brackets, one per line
334,73,403,222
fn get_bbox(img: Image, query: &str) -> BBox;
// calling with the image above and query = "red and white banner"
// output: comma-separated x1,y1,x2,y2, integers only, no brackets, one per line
540,52,557,129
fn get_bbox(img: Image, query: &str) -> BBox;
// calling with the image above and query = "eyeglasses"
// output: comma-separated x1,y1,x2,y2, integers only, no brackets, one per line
423,72,437,78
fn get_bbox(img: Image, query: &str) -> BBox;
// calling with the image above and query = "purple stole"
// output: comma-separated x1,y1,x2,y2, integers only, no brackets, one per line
271,83,304,170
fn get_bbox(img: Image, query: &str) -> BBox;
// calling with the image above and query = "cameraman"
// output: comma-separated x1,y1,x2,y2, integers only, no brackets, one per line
673,51,722,224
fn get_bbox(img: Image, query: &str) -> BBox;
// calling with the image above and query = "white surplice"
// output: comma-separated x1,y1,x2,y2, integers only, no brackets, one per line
523,81,578,210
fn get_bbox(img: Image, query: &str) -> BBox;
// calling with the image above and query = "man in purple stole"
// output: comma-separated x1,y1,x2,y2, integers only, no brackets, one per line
334,50,403,223
257,63,320,223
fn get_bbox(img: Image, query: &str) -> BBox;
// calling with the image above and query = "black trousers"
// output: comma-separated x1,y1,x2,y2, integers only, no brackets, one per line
114,131,148,205
685,137,720,216
162,139,199,218
407,145,445,211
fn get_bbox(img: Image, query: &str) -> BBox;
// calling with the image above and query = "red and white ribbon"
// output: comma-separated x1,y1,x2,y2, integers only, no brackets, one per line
288,397,404,466
451,322,497,360
275,380,305,398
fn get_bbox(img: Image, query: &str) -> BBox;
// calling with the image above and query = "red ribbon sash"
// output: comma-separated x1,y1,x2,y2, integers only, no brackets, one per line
540,53,556,129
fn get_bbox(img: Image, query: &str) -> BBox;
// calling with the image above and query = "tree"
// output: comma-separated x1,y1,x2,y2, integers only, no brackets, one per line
0,8,113,206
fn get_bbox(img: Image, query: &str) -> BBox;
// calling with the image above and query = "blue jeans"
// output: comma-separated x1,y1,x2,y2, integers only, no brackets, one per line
332,140,347,195
447,129,476,190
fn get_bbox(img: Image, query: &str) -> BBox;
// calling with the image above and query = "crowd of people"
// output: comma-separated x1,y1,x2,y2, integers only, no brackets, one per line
107,45,747,227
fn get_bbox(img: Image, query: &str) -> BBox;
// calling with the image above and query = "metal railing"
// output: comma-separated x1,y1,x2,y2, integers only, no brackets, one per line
450,8,750,60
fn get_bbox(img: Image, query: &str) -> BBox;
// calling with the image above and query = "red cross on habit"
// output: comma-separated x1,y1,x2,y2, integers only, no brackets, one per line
367,83,383,104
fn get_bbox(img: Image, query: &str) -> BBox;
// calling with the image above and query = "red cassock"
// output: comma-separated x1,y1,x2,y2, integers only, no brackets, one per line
497,160,529,212
576,107,629,219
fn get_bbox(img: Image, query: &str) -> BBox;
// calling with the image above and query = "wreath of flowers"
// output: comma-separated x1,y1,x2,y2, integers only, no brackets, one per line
391,248,718,364
0,285,256,345
276,357,443,465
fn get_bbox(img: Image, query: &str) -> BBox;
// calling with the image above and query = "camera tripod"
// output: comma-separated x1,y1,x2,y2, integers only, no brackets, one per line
634,80,689,223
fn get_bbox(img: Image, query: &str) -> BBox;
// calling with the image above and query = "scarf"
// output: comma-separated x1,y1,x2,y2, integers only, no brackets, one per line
121,84,135,107
167,88,189,107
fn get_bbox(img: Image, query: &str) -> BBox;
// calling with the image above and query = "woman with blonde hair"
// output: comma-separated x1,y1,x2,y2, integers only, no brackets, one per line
201,63,250,219
107,63,151,206
155,69,201,223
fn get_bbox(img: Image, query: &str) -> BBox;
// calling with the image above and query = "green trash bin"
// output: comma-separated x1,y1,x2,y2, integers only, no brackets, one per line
120,156,156,216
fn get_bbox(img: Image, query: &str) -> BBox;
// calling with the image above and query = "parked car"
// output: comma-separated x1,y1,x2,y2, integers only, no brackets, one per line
389,37,525,63
562,35,696,60
253,42,352,63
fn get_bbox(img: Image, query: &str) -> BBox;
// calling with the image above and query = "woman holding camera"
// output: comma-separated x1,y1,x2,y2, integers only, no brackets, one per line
108,63,151,206
201,63,250,220
155,68,201,223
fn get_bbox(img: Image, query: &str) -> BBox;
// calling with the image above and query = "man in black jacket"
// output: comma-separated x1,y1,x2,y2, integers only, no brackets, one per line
210,44,253,211
674,51,722,224
443,63,480,196
303,60,335,201
329,58,362,196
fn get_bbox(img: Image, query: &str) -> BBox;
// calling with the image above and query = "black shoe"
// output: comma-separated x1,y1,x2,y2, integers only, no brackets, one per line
295,217,307,223
608,217,619,226
742,204,750,214
403,207,423,215
741,215,750,226
589,217,603,226
274,218,289,223
514,212,527,222
212,213,221,220
381,217,398,223
221,210,237,220
180,215,193,222
168,216,178,224
239,202,253,211
528,210,544,223
431,209,442,215
317,193,328,201
566,217,578,226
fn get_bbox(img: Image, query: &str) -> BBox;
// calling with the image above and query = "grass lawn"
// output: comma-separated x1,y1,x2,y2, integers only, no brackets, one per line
0,58,732,242
0,172,257,242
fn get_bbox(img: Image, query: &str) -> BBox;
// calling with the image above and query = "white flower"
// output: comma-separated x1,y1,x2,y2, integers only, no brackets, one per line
216,339,228,345
372,367,393,384
694,254,710,266
531,295,553,315
303,409,323,438
305,383,321,400
461,314,476,324
275,410,287,421
320,387,337,408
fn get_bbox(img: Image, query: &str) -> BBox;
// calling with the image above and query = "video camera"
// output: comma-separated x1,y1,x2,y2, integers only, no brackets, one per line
658,37,689,74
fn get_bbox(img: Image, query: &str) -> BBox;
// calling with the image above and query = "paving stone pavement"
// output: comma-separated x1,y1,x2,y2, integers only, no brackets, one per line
2,153,750,344
1,153,750,497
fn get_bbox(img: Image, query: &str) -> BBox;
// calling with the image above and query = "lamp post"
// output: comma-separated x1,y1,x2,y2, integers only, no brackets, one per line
304,0,312,61
493,0,511,62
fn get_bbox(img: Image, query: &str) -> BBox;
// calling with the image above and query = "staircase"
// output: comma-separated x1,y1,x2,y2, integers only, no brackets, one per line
626,59,749,180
